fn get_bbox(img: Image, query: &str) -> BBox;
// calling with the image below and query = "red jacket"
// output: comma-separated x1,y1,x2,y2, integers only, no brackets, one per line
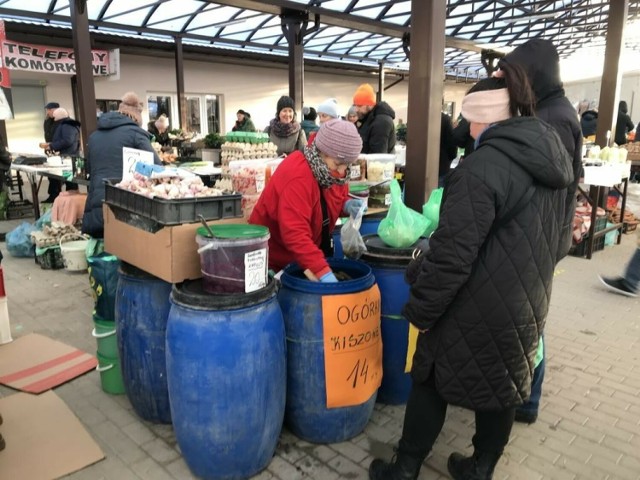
249,151,348,278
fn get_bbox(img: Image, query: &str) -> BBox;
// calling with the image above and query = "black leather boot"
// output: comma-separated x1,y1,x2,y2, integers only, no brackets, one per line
369,450,424,480
447,450,502,480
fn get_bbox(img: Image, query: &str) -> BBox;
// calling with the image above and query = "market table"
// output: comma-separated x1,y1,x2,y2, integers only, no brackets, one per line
577,162,630,259
11,163,89,220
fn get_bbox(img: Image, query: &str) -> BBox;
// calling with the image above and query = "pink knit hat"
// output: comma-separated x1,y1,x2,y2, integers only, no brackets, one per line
315,119,363,164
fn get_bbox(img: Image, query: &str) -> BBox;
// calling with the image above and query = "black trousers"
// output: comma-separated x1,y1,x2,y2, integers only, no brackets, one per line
399,373,515,458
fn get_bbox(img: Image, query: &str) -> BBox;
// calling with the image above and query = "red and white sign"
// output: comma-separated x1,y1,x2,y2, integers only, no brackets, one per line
0,20,14,120
1,39,112,76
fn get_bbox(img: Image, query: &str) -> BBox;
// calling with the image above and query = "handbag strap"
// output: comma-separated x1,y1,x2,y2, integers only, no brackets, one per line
317,182,333,257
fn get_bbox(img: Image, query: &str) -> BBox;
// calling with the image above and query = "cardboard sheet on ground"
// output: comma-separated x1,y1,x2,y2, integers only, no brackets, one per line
0,390,105,480
0,333,97,393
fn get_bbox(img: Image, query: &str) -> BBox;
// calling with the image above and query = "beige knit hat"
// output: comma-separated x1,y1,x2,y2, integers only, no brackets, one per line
118,92,143,126
52,108,69,121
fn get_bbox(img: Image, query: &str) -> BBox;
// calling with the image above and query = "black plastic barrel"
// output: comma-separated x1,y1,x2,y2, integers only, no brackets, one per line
360,234,429,405
116,263,172,423
166,280,285,480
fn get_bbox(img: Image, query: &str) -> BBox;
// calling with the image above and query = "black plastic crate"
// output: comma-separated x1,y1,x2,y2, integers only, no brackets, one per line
569,215,607,257
35,247,65,270
104,179,242,226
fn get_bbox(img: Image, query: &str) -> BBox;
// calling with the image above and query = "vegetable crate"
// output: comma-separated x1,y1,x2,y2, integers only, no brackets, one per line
104,179,242,226
35,246,65,270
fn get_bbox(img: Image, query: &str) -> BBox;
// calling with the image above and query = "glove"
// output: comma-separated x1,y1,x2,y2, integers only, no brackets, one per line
320,271,338,283
344,199,366,217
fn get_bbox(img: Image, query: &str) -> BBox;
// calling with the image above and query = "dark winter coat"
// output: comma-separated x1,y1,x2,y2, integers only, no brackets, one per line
358,101,396,154
43,117,58,143
439,113,458,177
615,101,634,145
581,110,598,137
82,112,160,238
49,118,81,156
232,117,257,132
0,133,11,171
499,38,583,260
147,122,171,147
404,117,573,411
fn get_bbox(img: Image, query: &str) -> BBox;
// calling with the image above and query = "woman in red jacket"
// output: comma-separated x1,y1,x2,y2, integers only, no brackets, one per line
250,119,364,282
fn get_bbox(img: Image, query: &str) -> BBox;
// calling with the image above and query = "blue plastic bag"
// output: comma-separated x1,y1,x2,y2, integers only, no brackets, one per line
6,222,36,258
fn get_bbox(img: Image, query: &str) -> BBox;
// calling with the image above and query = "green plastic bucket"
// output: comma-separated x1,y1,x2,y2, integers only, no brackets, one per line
96,351,126,395
92,316,118,358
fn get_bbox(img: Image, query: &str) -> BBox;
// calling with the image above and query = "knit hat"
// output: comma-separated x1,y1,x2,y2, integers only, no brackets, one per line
315,119,363,164
276,95,296,115
317,98,339,119
155,114,169,128
353,84,376,106
347,105,358,117
52,108,69,121
303,106,317,121
45,102,60,110
118,92,144,126
461,88,511,124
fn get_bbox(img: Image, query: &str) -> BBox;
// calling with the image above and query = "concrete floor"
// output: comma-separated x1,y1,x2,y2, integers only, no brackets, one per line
1,214,639,480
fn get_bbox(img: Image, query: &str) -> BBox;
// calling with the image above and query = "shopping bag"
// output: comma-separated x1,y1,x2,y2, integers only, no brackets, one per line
422,188,443,237
340,202,367,259
6,222,36,258
87,253,120,321
378,179,429,248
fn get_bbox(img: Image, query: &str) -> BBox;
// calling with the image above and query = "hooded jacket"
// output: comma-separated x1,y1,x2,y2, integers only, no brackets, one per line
358,101,396,154
82,112,160,238
615,101,634,145
581,110,598,137
499,39,583,260
404,117,572,411
49,118,81,156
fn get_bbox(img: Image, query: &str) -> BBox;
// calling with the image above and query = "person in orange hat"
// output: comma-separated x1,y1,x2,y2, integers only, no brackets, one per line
352,83,396,154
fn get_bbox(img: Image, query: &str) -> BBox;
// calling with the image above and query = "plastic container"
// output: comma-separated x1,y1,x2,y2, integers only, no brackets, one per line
229,159,267,195
366,154,396,183
92,315,118,358
241,193,261,221
116,263,172,424
361,234,429,404
96,351,126,395
167,280,285,480
59,233,90,271
278,258,379,443
35,246,65,270
350,156,367,181
368,182,392,209
196,224,270,294
349,182,370,204
104,179,242,226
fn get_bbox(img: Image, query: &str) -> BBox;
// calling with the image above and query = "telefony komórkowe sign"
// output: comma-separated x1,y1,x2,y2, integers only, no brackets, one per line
1,40,112,76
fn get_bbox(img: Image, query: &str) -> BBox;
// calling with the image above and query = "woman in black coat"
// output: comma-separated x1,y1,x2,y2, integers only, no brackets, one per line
615,100,634,145
369,65,573,480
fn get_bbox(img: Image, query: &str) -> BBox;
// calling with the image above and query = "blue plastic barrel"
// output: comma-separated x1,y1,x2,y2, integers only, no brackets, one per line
360,234,429,405
116,263,172,423
360,211,386,236
278,258,378,443
166,280,285,480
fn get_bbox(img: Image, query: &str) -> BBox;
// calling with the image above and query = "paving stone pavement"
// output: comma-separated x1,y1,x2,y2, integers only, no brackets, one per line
1,220,639,480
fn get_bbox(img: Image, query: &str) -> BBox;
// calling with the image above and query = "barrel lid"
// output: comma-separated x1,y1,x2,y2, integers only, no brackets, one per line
171,278,276,311
196,224,269,239
361,234,429,267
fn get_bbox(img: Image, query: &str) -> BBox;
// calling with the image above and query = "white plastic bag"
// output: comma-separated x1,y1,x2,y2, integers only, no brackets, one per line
340,202,367,259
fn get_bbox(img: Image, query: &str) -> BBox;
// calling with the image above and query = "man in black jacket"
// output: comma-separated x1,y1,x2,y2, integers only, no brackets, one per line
42,101,62,203
352,83,396,154
498,39,583,425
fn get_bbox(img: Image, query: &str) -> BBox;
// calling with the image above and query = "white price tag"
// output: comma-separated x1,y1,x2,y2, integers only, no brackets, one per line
244,248,267,293
384,193,392,206
350,165,361,180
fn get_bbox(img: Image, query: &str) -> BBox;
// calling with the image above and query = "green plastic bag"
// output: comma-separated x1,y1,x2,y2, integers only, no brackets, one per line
422,188,443,237
378,179,429,248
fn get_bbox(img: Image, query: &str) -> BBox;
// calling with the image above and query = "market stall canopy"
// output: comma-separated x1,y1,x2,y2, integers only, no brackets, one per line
1,0,640,78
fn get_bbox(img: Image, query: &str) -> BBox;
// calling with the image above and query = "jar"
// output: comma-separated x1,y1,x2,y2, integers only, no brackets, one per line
348,183,370,205
349,156,367,182
368,182,391,209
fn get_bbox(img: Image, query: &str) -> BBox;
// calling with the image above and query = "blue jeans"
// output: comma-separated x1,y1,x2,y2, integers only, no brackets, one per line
517,351,545,415
623,247,640,293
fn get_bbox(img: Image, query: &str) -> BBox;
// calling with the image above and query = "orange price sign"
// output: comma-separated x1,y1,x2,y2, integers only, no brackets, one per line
322,284,382,408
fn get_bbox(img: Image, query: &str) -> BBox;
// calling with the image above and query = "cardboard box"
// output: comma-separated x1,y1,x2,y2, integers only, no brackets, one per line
103,204,244,283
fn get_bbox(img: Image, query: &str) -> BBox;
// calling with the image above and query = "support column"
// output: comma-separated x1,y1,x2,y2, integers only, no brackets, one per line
70,0,97,155
595,0,629,148
404,0,446,210
175,36,187,130
377,61,385,103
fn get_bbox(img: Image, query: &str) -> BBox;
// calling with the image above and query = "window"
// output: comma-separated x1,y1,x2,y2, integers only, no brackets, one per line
146,92,222,135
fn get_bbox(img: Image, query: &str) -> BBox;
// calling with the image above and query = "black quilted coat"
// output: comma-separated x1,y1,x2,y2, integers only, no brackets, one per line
403,116,573,411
